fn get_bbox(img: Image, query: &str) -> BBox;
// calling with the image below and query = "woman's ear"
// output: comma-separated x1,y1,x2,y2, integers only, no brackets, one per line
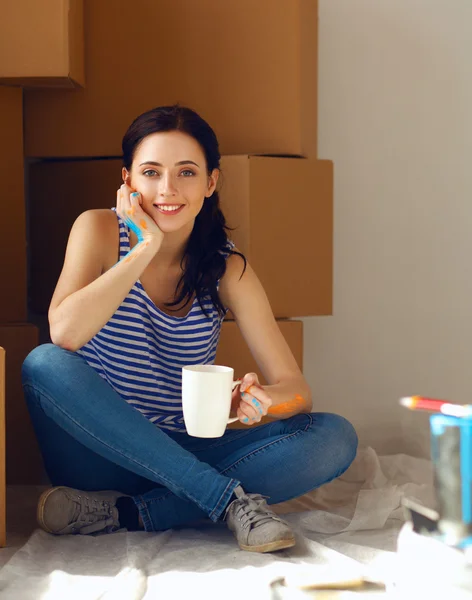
122,167,131,185
205,168,219,197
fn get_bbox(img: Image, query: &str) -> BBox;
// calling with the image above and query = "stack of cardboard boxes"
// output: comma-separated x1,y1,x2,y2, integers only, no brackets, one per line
0,0,86,544
0,0,332,506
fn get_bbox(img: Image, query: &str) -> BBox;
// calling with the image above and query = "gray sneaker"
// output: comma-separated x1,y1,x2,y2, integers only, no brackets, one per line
224,486,296,553
37,486,124,535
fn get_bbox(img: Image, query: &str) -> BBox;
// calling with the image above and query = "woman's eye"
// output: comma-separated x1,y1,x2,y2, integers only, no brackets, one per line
143,169,158,177
181,169,195,177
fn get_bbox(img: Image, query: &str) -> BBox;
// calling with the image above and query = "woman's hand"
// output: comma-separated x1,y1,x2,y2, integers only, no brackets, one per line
232,372,273,425
116,183,164,246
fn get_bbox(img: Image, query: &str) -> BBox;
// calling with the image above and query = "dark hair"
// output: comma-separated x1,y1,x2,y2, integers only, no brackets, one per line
122,105,246,317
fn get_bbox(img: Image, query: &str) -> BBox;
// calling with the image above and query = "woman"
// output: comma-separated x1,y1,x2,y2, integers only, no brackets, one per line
22,105,357,553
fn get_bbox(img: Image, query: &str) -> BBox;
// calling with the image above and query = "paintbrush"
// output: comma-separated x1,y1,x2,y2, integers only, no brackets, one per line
400,396,472,418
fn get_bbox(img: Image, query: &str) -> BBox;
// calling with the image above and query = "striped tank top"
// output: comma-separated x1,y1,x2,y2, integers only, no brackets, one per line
76,209,233,432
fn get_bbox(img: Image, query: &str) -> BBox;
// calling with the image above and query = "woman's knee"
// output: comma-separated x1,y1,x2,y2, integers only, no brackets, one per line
309,412,358,469
22,343,69,384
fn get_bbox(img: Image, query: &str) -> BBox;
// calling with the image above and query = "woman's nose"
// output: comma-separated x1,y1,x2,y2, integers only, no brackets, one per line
159,172,178,196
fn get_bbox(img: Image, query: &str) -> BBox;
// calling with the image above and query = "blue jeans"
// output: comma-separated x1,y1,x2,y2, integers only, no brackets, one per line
21,344,358,532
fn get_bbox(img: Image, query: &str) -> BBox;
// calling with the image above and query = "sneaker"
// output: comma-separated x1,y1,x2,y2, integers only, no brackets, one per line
37,486,124,535
224,486,296,553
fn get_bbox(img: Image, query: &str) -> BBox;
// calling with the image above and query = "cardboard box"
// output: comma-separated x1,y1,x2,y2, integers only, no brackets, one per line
0,0,84,88
28,156,332,318
216,319,303,430
28,159,122,315
216,320,303,380
220,156,333,317
0,87,27,322
0,325,43,485
24,0,317,157
0,348,5,546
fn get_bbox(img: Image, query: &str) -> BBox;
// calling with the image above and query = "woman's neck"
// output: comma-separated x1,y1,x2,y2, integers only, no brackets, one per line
129,223,192,270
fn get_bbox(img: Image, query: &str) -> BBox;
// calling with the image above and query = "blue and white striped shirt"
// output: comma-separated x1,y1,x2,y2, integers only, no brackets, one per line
76,209,233,432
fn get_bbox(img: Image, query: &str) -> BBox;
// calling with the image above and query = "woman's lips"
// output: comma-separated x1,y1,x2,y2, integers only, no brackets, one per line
153,204,184,215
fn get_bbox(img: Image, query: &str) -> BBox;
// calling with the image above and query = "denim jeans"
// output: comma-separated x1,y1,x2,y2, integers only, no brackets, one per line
22,344,358,532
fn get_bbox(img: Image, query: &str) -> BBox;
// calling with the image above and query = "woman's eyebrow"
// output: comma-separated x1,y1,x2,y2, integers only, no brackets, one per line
139,160,200,167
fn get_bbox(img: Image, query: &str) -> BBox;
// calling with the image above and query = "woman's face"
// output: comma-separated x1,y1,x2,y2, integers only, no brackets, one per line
124,130,218,234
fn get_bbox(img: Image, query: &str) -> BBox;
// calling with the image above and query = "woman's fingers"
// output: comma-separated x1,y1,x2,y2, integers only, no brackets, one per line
233,372,274,425
240,372,259,394
116,185,157,241
242,386,272,410
240,372,272,418
116,183,131,217
239,394,265,422
116,187,123,214
237,403,260,424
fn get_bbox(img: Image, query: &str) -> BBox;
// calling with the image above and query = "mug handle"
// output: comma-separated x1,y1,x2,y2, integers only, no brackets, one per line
227,379,242,424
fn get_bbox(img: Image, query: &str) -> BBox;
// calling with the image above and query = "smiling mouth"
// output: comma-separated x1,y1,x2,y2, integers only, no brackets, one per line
153,204,184,215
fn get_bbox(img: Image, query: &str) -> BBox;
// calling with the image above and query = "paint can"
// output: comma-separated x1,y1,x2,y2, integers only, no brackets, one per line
430,414,472,545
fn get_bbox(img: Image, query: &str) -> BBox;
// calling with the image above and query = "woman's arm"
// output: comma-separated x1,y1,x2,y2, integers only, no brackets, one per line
219,253,312,422
49,189,162,352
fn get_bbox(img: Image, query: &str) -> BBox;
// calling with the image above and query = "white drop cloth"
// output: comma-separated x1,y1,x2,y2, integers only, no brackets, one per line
0,448,435,599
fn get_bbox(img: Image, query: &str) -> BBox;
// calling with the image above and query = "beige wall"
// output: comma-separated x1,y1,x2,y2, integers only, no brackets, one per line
302,0,472,457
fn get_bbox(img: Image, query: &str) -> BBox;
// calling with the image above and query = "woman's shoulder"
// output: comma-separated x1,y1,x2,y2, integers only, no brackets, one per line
218,238,236,260
74,208,117,225
72,208,120,239
70,209,120,267
219,245,249,294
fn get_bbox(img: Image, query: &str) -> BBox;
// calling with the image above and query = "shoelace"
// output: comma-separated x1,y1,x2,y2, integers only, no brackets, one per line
70,495,119,535
226,494,285,531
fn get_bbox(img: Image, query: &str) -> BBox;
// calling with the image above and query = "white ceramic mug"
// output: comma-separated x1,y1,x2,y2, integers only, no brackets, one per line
182,365,241,438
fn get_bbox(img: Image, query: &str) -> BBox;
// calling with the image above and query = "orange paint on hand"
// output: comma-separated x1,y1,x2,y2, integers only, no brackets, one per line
140,219,148,230
126,206,136,216
268,394,306,415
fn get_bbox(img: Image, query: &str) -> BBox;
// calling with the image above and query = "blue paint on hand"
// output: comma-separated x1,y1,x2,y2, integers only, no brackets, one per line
124,217,144,243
